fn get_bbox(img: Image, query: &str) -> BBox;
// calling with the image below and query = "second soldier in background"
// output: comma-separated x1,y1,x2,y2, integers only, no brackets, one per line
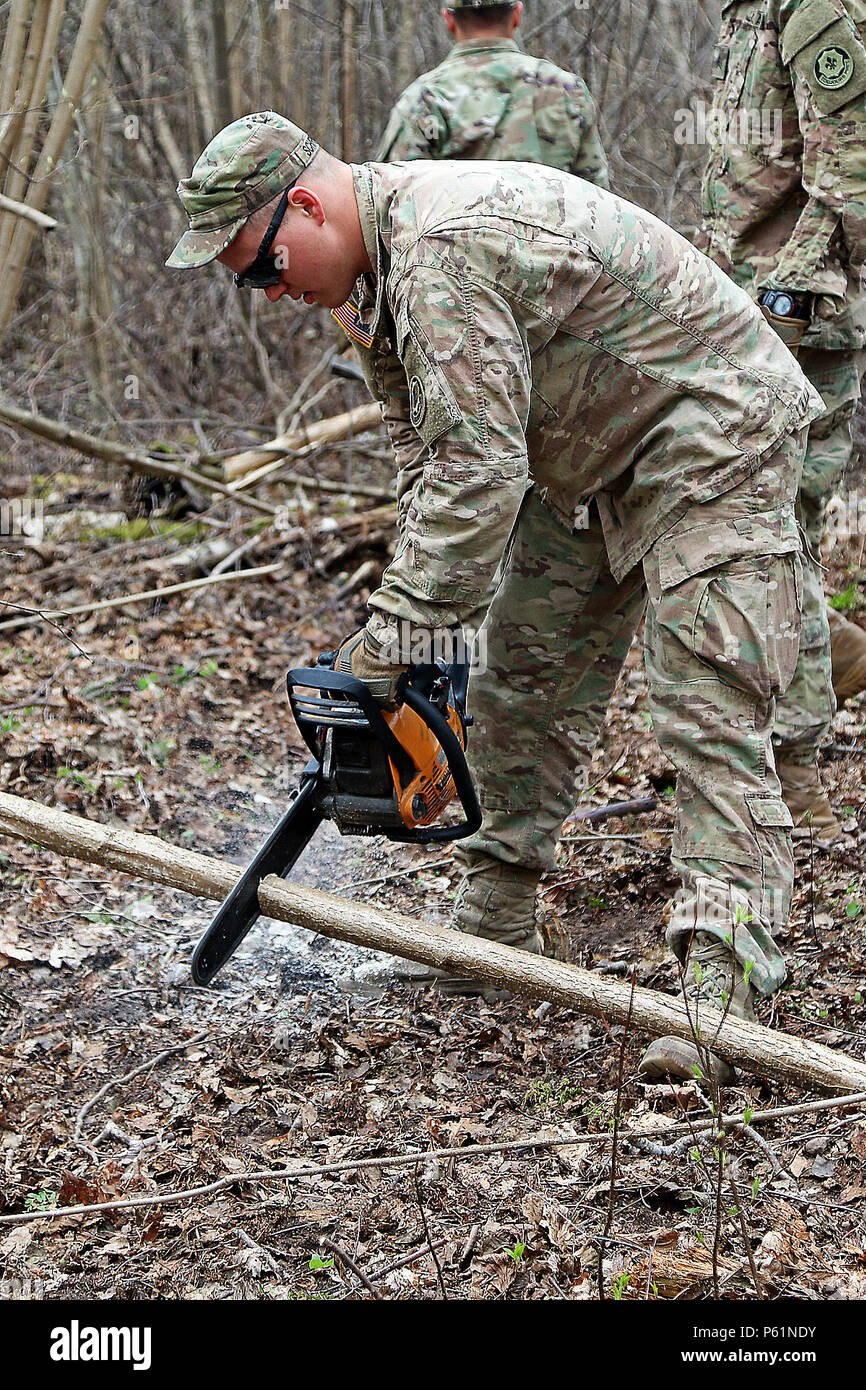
377,0,609,185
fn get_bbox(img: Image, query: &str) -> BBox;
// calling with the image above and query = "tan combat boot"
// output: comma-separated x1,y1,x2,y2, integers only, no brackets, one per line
777,759,843,846
827,607,866,706
639,933,757,1086
397,851,541,1000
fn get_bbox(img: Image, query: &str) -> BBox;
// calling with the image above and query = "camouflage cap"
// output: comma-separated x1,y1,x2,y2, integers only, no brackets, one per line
166,111,319,269
447,1,517,8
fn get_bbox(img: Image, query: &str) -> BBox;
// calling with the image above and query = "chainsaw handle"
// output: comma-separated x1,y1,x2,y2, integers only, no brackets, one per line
287,665,406,764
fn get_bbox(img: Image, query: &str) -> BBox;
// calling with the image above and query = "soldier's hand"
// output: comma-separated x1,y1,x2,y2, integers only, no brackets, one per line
335,628,407,708
757,290,812,356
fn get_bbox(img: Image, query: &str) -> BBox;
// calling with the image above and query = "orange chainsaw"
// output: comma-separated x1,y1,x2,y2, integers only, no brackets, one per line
192,650,481,984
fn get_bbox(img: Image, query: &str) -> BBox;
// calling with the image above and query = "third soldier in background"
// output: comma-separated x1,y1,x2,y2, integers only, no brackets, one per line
377,0,609,187
700,0,866,841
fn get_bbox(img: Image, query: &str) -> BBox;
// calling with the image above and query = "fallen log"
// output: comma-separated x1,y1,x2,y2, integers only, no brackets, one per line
1,790,864,1095
0,400,276,518
223,401,383,482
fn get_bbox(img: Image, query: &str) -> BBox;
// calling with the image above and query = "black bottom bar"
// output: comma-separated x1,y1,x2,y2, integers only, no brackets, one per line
191,777,323,985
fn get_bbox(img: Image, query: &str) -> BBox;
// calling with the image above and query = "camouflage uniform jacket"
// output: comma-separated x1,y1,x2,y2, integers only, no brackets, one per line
701,0,866,349
345,161,823,644
376,38,609,187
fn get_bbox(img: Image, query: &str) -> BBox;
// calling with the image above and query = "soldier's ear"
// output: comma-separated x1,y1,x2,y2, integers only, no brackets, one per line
511,2,524,31
287,185,326,226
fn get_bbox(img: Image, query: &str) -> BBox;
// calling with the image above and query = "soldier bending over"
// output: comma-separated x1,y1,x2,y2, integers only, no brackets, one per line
168,113,824,1082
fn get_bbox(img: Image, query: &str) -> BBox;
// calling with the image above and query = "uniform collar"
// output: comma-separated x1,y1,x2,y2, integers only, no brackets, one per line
349,163,388,339
447,37,520,58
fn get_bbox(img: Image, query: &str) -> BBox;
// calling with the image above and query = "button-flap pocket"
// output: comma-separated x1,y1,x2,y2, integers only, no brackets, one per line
657,509,801,591
780,0,841,61
746,793,794,829
712,43,730,80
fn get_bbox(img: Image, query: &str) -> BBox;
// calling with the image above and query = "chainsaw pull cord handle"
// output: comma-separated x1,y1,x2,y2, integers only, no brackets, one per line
401,628,472,735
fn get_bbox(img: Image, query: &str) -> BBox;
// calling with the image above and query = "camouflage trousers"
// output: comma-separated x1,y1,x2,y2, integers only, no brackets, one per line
773,347,866,760
462,434,806,995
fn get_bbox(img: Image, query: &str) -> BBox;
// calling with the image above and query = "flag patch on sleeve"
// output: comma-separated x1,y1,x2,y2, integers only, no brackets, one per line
331,299,375,348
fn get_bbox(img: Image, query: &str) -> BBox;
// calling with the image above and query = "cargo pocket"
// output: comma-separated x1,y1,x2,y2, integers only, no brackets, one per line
650,510,802,702
746,792,794,930
839,123,866,293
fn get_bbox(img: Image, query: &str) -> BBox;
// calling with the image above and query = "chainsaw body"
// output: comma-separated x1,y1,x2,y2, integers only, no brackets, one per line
192,651,481,985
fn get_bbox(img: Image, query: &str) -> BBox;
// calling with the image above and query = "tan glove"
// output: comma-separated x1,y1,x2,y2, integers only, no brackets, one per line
335,628,407,708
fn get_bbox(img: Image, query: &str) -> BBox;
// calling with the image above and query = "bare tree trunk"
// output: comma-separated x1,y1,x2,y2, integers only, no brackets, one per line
210,0,232,133
152,98,188,185
0,0,112,342
395,3,419,94
227,0,245,120
318,0,338,149
340,0,357,162
274,0,293,116
62,56,117,396
181,0,215,144
0,0,33,118
0,0,66,265
270,0,306,131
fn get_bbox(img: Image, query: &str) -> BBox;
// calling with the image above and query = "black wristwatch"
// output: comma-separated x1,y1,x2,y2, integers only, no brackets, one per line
758,289,812,320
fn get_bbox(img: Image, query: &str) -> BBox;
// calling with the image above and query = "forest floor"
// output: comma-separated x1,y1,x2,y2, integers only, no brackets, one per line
1,452,865,1301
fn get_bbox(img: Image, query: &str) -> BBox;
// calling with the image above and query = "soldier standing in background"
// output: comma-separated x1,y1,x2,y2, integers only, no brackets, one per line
700,0,866,841
377,1,609,188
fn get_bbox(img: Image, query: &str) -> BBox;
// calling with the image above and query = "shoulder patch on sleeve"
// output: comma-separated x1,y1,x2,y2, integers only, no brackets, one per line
408,375,427,429
815,41,856,85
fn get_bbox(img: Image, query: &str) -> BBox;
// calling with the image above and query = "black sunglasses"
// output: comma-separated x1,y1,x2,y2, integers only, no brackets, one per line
233,180,296,289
